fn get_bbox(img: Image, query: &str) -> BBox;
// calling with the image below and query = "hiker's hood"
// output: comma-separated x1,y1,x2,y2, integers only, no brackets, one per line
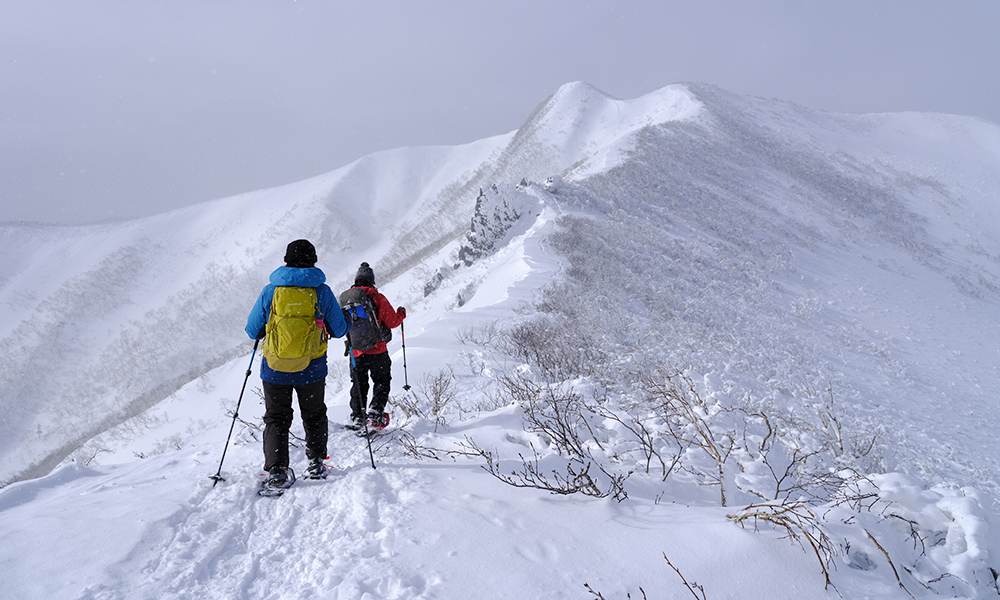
269,266,327,287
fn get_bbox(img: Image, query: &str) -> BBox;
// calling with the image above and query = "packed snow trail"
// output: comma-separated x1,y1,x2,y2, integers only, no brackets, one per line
73,430,433,600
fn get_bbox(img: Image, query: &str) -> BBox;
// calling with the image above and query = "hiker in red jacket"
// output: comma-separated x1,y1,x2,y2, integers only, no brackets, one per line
342,262,406,431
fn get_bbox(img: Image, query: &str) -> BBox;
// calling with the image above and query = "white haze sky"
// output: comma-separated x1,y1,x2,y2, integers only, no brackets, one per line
2,1,998,225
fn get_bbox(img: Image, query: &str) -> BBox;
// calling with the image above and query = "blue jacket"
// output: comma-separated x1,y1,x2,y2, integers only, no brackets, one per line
245,266,350,385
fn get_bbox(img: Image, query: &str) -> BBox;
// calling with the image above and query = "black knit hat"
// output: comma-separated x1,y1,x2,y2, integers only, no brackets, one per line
284,239,317,268
355,262,376,287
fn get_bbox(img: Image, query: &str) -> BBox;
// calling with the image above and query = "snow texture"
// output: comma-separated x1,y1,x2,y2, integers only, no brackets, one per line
2,82,1000,599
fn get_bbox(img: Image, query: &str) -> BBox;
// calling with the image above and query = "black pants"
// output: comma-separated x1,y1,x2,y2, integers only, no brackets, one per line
349,351,392,419
262,379,327,471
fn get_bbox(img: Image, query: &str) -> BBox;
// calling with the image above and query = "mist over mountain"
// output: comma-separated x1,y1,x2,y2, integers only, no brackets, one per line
2,82,999,599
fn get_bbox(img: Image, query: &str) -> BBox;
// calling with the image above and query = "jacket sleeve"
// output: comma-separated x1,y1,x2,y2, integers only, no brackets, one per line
318,284,351,338
245,285,274,339
374,292,405,329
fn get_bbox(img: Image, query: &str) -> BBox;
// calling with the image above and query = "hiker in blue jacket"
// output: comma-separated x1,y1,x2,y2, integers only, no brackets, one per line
245,239,350,486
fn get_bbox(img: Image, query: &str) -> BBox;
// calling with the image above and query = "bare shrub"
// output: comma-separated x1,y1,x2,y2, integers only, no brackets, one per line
454,320,502,346
663,554,708,600
470,388,510,413
584,554,706,600
393,391,423,420
392,366,459,430
790,384,881,470
865,529,917,599
625,370,877,507
635,371,739,506
728,502,838,592
584,583,647,600
756,446,846,504
396,430,444,461
734,407,862,506
465,439,629,502
589,397,684,482
498,370,595,459
492,314,611,382
418,367,457,431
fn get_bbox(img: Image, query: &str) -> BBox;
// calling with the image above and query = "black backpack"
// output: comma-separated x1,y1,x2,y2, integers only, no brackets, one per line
339,288,390,351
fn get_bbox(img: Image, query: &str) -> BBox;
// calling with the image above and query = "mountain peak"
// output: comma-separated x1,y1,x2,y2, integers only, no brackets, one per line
534,81,702,135
547,80,615,105
495,82,703,181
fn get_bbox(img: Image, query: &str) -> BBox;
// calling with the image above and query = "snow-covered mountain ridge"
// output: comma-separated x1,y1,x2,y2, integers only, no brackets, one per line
0,82,705,485
2,81,1000,599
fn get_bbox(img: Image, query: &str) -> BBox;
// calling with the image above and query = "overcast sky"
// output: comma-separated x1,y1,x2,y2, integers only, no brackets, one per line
2,1,998,225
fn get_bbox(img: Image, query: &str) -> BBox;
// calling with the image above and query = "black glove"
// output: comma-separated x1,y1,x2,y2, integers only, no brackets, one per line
344,340,351,356
397,306,406,319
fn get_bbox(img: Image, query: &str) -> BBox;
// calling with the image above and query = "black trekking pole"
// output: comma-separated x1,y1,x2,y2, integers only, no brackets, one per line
400,319,411,391
349,343,377,470
210,337,260,487
361,418,376,470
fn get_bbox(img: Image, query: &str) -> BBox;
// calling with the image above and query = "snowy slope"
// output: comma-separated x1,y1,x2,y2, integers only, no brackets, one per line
548,84,1000,484
0,139,510,484
2,82,1000,599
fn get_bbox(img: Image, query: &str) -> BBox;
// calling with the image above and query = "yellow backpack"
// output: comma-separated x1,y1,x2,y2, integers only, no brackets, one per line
262,286,328,372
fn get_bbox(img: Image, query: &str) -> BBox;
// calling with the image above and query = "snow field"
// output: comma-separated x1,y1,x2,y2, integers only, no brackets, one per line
2,81,1000,598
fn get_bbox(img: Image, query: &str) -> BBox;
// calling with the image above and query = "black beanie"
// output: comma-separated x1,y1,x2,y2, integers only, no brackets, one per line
284,239,317,268
355,262,376,287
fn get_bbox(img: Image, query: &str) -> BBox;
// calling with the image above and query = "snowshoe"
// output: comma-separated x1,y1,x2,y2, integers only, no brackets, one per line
304,457,332,480
367,412,389,431
344,415,365,431
258,466,295,497
356,412,389,438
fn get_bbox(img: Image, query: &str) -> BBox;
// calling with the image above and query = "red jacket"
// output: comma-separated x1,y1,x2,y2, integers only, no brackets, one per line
351,286,405,357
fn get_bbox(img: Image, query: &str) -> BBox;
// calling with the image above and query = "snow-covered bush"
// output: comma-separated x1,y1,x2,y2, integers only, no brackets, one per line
425,267,1000,593
458,321,997,594
405,367,457,431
